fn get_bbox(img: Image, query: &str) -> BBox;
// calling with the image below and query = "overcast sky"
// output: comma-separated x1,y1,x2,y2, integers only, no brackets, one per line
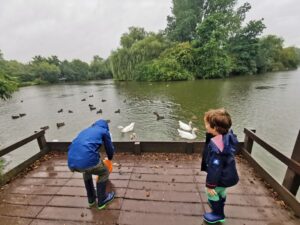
0,0,299,63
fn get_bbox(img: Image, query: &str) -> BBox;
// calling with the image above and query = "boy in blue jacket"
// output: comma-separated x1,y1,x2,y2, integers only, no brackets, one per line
201,109,239,223
68,119,115,209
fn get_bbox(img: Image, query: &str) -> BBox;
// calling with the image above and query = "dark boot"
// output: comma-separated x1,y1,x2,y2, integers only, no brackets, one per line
83,178,96,207
203,199,225,223
96,180,115,210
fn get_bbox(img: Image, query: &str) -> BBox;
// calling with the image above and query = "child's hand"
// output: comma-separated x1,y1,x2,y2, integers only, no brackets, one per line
207,188,217,196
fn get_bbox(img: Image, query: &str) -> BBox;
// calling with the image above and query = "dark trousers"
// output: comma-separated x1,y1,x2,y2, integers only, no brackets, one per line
71,160,109,183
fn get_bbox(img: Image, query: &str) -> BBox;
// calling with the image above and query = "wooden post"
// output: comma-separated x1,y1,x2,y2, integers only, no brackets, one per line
244,128,256,154
282,130,300,195
186,142,194,154
37,133,48,153
134,142,141,155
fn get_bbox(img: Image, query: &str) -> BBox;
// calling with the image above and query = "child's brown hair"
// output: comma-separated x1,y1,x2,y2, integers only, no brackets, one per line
204,108,232,134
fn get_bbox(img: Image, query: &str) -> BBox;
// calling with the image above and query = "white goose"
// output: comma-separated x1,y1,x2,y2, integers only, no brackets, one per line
178,120,192,131
118,122,135,133
177,128,198,140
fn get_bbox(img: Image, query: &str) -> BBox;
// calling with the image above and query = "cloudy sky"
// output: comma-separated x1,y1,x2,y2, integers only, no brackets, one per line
0,0,299,63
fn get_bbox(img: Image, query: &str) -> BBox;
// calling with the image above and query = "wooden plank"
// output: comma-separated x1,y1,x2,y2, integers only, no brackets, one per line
0,151,46,185
244,128,300,175
0,130,45,157
241,148,300,217
243,128,256,154
283,130,300,195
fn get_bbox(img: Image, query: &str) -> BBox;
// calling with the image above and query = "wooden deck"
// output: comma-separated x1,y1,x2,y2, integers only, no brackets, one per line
0,152,299,225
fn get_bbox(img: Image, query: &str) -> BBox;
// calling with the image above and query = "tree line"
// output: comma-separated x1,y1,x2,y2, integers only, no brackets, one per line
0,53,112,99
1,0,300,99
110,0,300,81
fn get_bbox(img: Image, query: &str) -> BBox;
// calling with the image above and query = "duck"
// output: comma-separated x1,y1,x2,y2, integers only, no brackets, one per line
68,110,73,113
96,109,102,114
114,109,120,113
57,109,63,113
56,122,65,128
101,99,107,102
179,121,192,131
153,112,164,120
88,104,93,107
130,133,137,141
19,113,26,117
90,106,96,111
177,128,198,140
118,122,135,133
11,115,20,119
40,126,49,131
81,98,86,101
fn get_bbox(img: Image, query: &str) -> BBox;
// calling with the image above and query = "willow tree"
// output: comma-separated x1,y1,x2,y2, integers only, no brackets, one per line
110,28,170,80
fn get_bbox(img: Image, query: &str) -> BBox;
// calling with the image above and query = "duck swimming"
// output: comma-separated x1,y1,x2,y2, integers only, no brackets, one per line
118,122,135,133
178,121,192,131
177,128,198,140
56,122,65,128
153,112,164,120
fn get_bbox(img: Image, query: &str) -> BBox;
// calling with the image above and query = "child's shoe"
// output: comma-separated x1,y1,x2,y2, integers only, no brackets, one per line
203,199,225,223
88,200,96,207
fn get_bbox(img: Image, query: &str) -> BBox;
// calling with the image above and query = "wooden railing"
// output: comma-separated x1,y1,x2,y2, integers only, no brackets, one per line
0,130,49,185
0,128,299,215
242,128,300,216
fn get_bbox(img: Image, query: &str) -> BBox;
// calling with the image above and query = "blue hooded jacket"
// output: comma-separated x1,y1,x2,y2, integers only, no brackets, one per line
68,119,115,170
205,130,239,189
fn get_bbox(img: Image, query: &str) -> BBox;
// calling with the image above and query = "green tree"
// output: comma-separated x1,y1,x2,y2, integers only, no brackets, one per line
193,11,234,78
229,19,266,75
256,35,284,72
31,62,61,83
110,30,170,80
46,55,60,66
120,27,147,48
281,47,300,69
0,50,18,99
134,42,195,81
0,71,17,99
89,56,112,79
166,0,204,42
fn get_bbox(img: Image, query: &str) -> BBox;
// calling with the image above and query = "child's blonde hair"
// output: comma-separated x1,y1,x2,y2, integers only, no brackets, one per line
204,108,232,134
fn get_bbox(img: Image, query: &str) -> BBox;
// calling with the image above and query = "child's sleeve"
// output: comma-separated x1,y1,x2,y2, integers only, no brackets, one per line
103,130,115,160
205,153,223,189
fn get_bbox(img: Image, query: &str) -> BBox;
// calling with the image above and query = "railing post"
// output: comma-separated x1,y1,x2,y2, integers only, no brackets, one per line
282,130,300,195
186,142,194,154
244,128,256,154
37,131,48,153
134,142,141,155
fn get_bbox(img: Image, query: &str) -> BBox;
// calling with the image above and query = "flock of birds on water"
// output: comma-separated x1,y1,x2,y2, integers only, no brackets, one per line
11,94,199,140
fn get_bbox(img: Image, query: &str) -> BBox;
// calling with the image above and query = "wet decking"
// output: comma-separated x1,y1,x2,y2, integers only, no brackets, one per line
0,152,299,225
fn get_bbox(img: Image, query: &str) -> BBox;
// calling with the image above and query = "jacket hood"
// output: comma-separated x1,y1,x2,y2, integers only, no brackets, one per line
210,130,238,155
92,119,109,130
222,130,238,154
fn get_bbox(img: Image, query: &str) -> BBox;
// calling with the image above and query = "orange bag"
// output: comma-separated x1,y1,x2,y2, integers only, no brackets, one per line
96,159,113,182
103,159,113,173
